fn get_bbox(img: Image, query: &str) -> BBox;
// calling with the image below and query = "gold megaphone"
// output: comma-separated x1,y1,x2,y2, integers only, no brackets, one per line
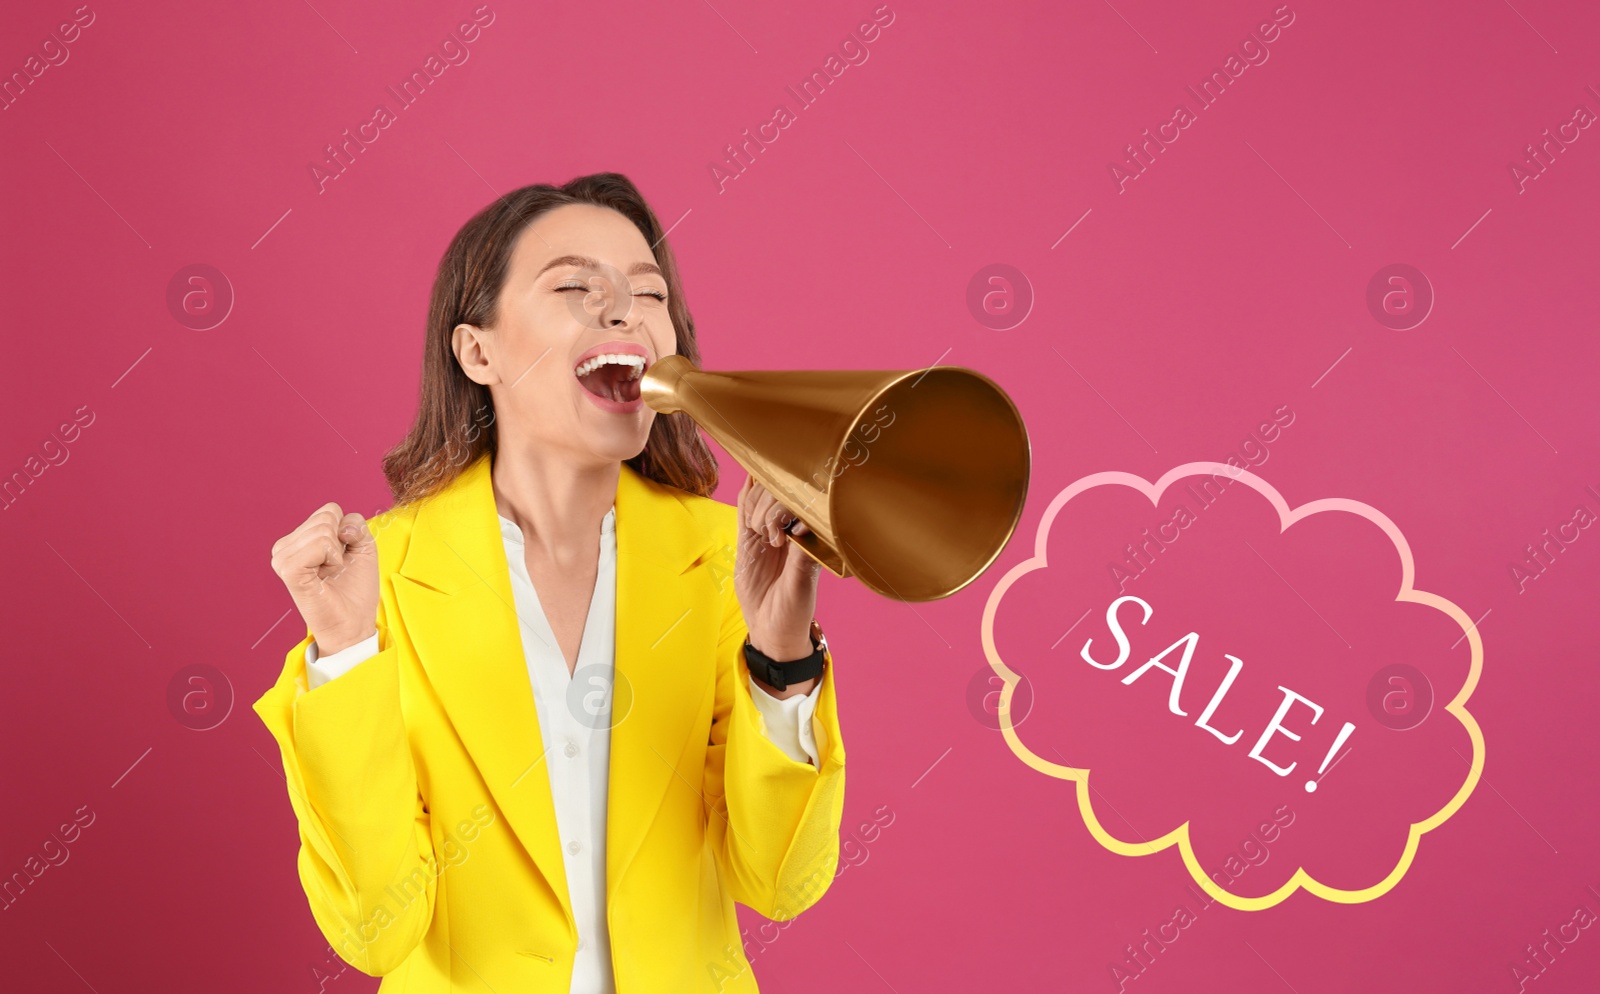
640,354,1030,602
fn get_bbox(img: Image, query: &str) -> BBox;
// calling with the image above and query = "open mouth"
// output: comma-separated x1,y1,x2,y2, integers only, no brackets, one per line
574,352,646,406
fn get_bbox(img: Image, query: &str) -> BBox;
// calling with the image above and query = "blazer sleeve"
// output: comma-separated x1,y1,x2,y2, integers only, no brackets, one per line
702,554,847,921
252,613,438,976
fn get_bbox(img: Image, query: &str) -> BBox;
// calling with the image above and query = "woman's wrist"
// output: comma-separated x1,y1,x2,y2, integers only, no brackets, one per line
748,632,815,662
745,620,825,698
314,623,378,657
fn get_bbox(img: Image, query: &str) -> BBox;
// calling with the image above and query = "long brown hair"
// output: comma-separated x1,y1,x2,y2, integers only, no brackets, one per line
382,173,718,506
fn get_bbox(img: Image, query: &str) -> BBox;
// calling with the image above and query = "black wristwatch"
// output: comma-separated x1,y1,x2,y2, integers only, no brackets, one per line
744,620,828,692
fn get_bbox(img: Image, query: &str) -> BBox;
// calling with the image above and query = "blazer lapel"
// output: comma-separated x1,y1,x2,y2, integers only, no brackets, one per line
389,453,576,930
607,464,721,903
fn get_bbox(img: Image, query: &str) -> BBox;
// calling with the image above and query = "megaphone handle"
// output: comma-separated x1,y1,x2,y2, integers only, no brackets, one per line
785,524,853,579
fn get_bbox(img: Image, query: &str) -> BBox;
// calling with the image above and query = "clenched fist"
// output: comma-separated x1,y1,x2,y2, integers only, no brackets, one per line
270,503,379,656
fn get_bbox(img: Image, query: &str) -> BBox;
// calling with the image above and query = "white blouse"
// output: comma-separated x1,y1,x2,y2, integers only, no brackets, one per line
302,505,822,993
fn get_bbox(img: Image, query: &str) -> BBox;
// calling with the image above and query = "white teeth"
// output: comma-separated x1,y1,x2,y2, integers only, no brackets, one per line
573,353,646,378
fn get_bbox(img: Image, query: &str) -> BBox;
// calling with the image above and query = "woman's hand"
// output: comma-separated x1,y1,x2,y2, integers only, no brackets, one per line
271,503,380,656
734,476,823,687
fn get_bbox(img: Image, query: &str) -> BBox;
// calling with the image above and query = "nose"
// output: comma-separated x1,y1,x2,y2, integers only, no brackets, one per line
573,266,636,331
596,275,628,324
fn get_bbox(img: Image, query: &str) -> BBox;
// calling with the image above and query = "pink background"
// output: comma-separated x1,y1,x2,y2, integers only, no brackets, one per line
4,0,1599,991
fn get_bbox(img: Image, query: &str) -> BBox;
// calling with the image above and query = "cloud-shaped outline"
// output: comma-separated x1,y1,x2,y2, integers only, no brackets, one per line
980,462,1485,911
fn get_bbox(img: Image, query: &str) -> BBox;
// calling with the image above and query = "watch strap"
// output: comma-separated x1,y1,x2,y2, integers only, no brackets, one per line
743,622,826,691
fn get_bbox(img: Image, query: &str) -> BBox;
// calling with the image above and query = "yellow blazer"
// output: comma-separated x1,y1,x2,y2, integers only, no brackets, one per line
253,454,846,992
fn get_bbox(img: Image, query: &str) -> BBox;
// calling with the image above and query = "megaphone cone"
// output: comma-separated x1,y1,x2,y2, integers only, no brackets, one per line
641,354,1029,602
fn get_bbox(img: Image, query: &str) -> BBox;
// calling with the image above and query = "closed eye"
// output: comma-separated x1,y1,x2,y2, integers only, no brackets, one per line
552,279,666,302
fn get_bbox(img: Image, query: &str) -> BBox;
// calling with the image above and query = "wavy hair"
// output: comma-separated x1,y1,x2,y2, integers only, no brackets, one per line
381,173,718,506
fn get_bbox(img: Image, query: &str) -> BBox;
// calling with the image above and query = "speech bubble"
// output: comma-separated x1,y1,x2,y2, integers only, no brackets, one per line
981,462,1484,910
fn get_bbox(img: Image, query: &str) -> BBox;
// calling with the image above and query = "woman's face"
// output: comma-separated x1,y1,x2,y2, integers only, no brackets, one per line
454,203,678,467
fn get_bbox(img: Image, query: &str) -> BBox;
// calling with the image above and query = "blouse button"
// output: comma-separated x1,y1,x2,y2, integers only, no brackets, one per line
568,839,581,855
564,740,579,758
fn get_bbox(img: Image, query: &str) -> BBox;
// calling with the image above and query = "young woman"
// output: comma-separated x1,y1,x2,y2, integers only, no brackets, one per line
254,174,845,993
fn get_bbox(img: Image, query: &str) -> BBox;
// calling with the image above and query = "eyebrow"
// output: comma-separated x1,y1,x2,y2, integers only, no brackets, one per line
535,254,663,279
